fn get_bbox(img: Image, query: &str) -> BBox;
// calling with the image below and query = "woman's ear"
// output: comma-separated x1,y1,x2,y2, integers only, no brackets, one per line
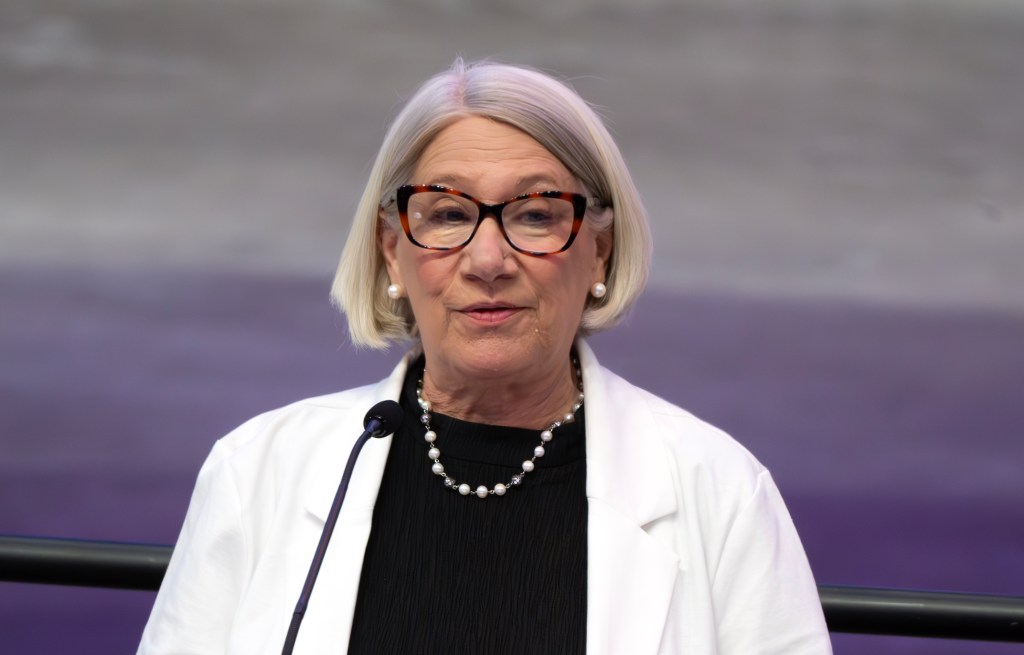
378,210,403,287
593,211,614,281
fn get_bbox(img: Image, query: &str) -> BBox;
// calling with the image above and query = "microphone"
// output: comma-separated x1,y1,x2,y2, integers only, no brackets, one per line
363,400,404,438
281,400,403,655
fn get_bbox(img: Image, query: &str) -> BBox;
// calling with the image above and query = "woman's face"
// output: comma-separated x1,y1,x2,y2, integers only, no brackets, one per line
380,116,610,386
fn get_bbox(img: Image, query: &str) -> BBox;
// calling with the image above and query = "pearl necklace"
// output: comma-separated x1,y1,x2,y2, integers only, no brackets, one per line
416,357,584,499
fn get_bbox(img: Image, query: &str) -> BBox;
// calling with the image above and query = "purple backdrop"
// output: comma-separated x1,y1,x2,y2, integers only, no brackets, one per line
2,268,1022,653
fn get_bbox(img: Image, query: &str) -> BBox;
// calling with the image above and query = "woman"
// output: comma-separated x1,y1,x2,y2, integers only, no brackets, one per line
139,60,831,654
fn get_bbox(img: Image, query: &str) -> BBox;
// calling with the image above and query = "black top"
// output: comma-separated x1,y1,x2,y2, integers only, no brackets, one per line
347,356,588,654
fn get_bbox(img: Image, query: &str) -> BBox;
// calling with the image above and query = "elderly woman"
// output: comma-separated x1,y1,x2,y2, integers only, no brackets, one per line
139,60,831,654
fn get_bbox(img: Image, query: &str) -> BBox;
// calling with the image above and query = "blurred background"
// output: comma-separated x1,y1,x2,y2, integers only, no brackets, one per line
1,0,1022,652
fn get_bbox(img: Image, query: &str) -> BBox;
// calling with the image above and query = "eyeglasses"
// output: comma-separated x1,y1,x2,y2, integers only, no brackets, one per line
393,184,596,256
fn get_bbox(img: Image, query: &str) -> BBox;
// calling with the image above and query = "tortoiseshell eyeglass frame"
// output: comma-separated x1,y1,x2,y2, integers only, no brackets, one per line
391,184,594,257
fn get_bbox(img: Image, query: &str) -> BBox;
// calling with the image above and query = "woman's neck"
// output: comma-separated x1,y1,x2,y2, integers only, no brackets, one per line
419,355,581,430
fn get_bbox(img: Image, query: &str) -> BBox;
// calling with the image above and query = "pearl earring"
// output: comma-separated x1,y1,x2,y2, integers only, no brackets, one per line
590,282,607,299
387,283,403,299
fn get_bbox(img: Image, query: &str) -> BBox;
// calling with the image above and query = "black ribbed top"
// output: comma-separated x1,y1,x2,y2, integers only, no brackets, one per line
347,357,588,654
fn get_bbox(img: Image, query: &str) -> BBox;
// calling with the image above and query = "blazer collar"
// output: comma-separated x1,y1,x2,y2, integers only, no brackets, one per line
301,340,677,525
293,354,412,654
577,339,677,526
577,340,680,654
302,353,411,523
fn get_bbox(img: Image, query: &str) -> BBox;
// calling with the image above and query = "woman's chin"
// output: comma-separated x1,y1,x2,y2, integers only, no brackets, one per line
430,335,553,381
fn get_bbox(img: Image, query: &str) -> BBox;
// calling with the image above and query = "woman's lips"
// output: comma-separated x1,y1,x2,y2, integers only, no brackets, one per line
458,305,524,325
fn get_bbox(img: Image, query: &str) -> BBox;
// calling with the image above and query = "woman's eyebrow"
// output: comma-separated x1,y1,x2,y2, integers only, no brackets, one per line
427,174,464,187
514,174,564,190
422,173,568,194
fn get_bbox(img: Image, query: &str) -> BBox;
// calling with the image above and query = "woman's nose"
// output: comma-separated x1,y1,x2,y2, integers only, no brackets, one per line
462,216,514,282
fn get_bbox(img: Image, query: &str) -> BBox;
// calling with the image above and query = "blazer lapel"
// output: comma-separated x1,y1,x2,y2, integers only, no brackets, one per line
587,501,681,654
579,341,681,655
290,358,410,654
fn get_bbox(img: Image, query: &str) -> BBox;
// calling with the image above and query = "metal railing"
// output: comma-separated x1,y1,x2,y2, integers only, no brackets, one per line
1,535,1022,642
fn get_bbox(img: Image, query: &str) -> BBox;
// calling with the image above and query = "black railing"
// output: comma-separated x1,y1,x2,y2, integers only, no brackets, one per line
1,535,1022,642
818,584,1024,642
0,536,167,591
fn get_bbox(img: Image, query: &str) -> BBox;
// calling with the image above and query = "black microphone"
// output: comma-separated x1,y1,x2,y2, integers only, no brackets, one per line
281,400,403,655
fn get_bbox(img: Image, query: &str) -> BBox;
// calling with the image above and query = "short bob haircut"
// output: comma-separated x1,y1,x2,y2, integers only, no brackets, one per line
332,58,651,349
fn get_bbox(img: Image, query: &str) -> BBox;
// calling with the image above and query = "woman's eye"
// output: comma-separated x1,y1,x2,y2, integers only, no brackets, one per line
508,206,555,227
520,210,553,224
430,207,472,223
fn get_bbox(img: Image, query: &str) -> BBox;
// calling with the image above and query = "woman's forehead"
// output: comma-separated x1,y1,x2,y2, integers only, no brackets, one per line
411,117,577,196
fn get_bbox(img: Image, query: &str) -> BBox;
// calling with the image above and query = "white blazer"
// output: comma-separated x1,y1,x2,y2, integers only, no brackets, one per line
139,341,832,654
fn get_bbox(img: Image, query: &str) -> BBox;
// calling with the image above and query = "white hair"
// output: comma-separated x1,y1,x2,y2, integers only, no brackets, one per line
332,58,651,349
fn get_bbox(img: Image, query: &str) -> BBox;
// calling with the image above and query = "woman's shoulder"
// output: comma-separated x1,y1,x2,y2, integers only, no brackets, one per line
200,379,396,480
595,364,768,482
